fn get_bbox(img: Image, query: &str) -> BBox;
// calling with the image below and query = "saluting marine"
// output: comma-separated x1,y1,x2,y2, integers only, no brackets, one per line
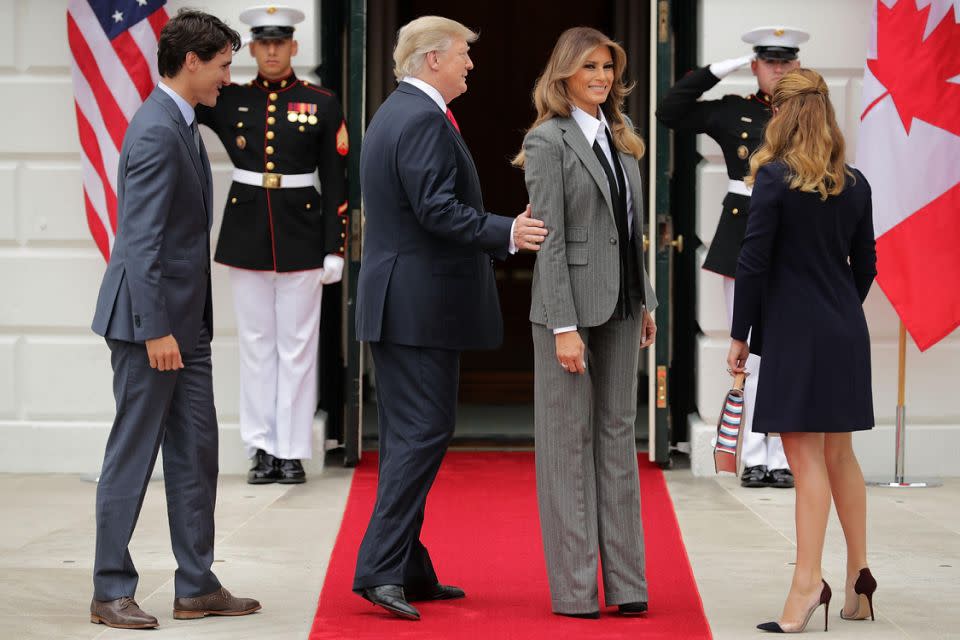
197,4,348,484
657,26,810,489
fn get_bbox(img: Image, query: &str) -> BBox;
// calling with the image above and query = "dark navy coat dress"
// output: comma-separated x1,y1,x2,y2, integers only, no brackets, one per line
732,162,877,434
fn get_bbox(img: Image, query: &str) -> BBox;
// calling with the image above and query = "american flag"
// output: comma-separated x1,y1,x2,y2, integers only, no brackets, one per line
68,0,169,262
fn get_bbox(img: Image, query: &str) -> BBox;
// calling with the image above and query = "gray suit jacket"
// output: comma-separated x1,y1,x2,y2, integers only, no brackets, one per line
523,116,657,329
91,87,214,352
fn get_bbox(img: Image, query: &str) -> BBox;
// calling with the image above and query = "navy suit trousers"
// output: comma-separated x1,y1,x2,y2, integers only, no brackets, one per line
352,341,459,592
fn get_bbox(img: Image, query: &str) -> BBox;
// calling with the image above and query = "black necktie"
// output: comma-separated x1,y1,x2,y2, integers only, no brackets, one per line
592,128,634,319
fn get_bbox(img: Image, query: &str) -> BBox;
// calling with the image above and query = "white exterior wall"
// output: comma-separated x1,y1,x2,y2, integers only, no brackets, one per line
688,0,960,476
0,0,325,473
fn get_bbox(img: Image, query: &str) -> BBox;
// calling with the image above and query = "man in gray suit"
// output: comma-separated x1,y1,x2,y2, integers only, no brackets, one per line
89,10,259,629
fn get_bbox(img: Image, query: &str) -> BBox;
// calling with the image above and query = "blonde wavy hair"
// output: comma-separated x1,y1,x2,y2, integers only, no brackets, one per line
393,16,478,81
512,27,644,167
746,68,852,200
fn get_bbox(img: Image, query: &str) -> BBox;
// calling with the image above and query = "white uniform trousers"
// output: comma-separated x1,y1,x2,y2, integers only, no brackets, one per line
229,267,324,460
723,277,789,470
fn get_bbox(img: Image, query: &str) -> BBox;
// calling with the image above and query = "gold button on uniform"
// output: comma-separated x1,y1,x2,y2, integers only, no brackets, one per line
267,116,276,125
741,132,748,139
268,104,276,113
299,125,305,132
266,131,275,140
732,208,740,215
280,79,287,88
236,122,243,128
231,197,237,204
266,146,275,155
305,203,311,210
266,161,275,170
269,92,278,101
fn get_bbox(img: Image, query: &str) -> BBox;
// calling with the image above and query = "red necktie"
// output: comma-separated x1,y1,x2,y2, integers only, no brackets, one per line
446,108,460,133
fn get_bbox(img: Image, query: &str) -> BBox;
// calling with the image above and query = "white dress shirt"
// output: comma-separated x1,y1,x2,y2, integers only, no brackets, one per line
554,107,636,336
400,76,518,255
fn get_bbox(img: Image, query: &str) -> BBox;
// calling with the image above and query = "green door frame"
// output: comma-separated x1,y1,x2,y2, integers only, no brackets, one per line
342,0,366,466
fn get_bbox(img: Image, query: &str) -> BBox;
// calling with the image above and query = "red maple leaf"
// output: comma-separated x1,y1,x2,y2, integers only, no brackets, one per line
865,0,960,137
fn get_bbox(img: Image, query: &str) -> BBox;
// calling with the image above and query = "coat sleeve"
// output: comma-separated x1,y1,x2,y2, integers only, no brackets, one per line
655,66,723,136
731,163,783,343
396,110,513,252
849,171,877,303
524,126,578,329
121,124,178,341
316,95,349,256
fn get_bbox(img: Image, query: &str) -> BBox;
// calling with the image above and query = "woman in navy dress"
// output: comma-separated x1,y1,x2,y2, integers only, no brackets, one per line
727,68,877,633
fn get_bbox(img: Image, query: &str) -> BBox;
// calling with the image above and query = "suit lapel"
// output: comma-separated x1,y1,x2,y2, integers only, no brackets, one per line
152,88,209,217
559,118,615,223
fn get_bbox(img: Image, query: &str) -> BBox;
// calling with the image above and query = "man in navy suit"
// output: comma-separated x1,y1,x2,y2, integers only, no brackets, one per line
89,10,259,629
353,15,548,620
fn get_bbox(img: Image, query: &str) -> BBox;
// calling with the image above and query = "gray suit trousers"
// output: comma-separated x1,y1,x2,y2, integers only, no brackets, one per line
532,317,647,613
93,327,221,600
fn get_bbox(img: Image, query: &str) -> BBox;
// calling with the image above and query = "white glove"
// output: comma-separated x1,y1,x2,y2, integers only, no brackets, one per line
319,254,344,285
709,53,756,79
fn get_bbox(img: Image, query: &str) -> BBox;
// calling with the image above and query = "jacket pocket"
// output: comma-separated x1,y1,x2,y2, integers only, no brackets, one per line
566,247,589,265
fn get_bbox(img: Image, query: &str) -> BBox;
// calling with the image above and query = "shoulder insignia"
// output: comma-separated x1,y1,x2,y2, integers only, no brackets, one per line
336,120,349,156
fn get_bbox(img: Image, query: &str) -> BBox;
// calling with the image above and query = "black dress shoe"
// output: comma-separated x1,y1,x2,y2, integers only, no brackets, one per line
767,468,795,488
741,465,770,488
406,583,465,602
277,458,306,484
556,611,600,619
247,450,281,485
361,585,420,620
618,601,648,615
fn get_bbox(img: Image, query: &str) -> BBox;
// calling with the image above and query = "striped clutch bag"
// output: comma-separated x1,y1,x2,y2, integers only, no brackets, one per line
714,373,746,475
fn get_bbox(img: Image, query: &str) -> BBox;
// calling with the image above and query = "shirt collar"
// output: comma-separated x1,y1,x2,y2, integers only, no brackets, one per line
402,76,447,112
570,105,610,146
158,81,195,127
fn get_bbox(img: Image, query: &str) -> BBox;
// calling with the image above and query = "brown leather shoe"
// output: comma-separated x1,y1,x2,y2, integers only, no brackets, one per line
172,587,261,619
90,596,159,629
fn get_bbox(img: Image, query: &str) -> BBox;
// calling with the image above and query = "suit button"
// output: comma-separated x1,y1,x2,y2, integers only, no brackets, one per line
609,238,617,244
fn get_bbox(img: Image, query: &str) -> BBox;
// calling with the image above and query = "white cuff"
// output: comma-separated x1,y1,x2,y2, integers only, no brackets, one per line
508,219,518,254
553,326,577,335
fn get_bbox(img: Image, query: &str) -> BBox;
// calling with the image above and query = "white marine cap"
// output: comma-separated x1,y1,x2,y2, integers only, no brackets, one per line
239,5,305,40
741,26,810,60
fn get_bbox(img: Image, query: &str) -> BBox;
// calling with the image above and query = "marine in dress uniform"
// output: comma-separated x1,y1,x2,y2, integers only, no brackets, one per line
656,26,810,488
197,5,349,484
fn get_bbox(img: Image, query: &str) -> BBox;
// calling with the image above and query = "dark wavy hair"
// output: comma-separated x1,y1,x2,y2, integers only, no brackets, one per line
157,9,241,78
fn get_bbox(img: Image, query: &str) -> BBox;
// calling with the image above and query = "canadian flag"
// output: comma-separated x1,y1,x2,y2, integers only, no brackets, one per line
857,0,960,351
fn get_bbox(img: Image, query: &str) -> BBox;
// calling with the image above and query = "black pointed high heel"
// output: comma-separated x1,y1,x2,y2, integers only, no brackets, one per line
840,568,877,621
757,580,832,633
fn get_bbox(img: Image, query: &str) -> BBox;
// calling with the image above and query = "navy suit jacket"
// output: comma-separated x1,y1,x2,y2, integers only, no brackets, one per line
356,82,513,350
92,87,214,352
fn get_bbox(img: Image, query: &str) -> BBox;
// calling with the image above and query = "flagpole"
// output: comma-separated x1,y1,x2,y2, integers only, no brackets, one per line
867,321,941,488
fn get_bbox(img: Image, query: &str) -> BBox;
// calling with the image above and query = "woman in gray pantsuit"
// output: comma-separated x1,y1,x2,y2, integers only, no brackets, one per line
513,27,657,619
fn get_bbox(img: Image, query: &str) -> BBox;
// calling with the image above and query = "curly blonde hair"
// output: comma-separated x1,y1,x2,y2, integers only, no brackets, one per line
513,27,644,167
746,68,852,200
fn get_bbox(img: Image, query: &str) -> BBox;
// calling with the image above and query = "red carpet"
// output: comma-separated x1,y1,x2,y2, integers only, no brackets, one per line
309,451,711,639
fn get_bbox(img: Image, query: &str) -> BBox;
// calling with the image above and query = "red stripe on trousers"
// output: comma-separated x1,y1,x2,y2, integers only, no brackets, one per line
67,13,128,150
876,181,960,350
84,190,111,262
74,101,119,231
147,8,169,40
111,30,154,101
